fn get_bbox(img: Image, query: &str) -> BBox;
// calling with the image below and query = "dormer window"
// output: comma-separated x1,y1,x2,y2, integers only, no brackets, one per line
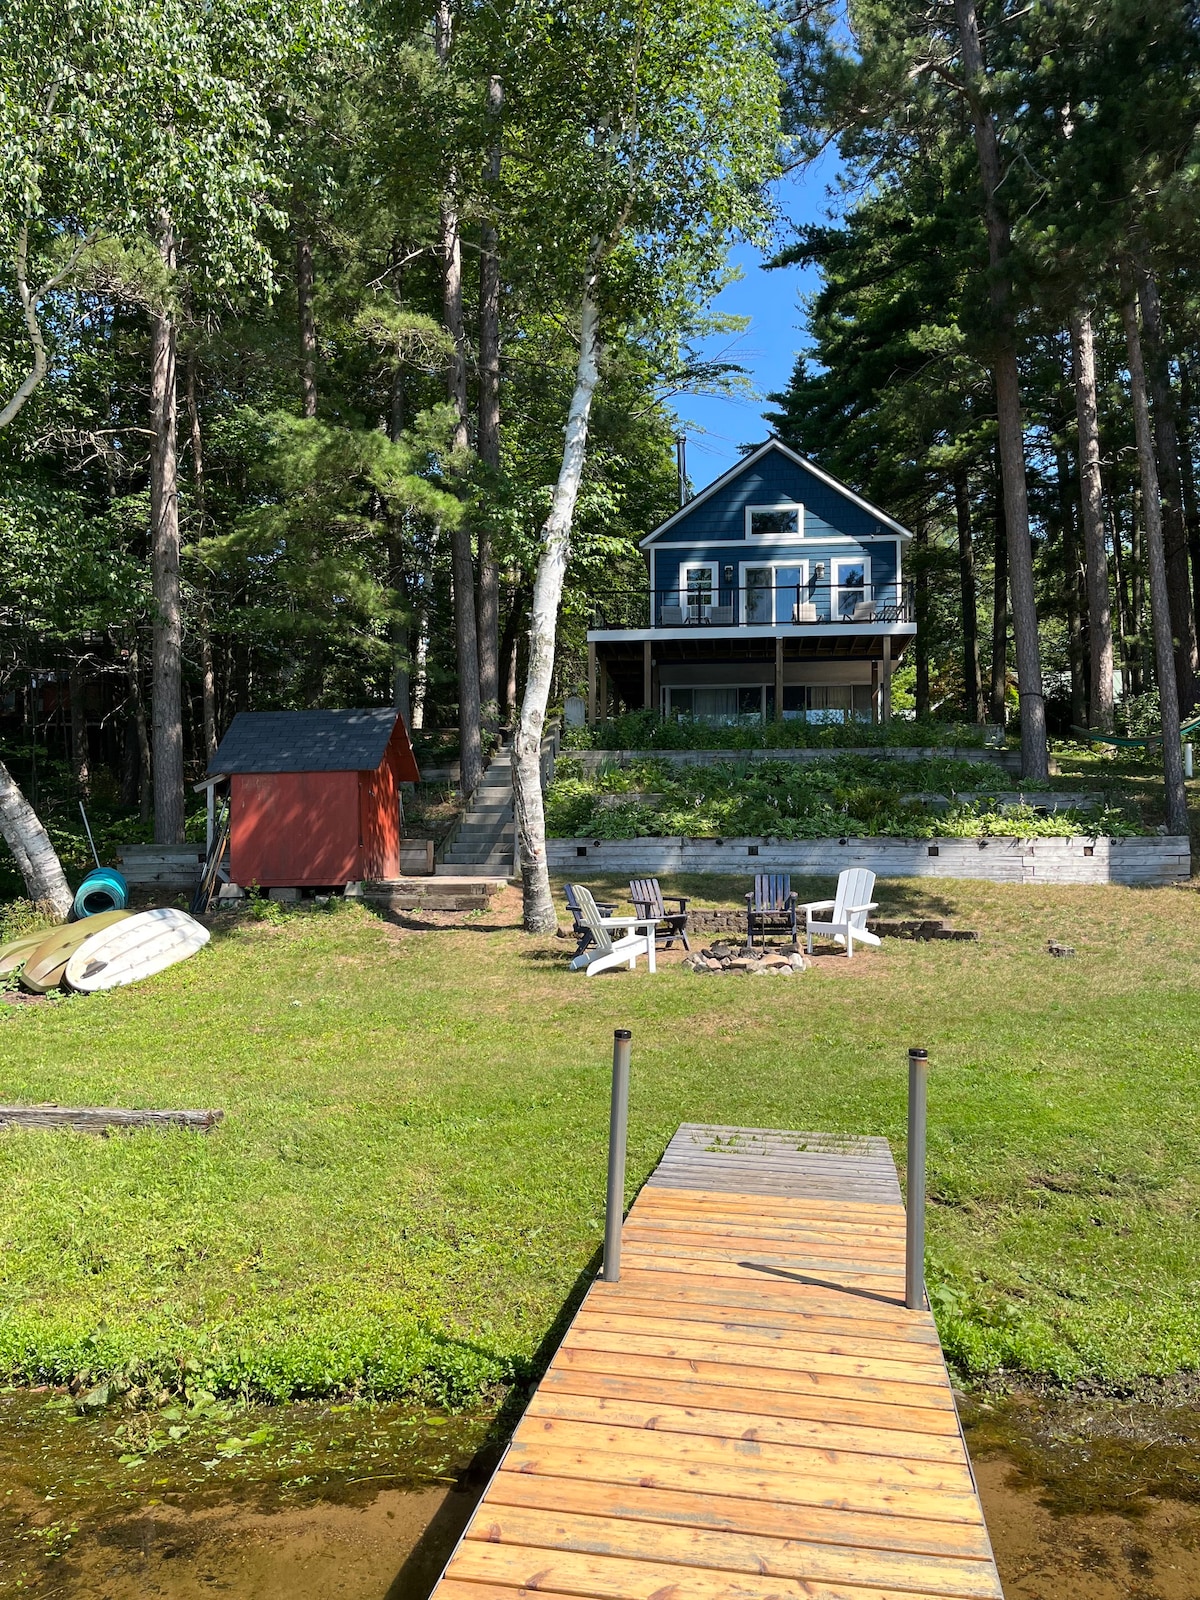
746,503,803,539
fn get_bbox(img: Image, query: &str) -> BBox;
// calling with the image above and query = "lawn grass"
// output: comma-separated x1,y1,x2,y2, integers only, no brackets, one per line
1,874,1199,1404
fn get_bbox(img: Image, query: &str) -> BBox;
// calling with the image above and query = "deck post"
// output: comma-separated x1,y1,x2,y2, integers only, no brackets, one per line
883,634,893,721
906,1046,928,1310
587,641,597,725
643,640,652,711
871,660,880,723
774,636,784,722
604,1029,632,1282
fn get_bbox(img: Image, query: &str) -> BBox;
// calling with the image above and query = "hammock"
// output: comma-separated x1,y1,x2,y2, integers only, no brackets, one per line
1070,712,1200,749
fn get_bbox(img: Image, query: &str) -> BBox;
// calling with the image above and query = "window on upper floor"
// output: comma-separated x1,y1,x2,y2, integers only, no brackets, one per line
746,503,803,539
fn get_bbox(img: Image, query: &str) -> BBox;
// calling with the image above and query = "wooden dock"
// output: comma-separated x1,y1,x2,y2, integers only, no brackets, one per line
429,1123,1002,1600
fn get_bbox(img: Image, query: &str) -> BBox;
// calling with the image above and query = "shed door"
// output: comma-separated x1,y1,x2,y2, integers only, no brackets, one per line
231,771,360,887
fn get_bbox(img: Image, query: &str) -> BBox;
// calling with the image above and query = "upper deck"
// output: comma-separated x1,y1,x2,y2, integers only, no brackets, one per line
586,580,916,644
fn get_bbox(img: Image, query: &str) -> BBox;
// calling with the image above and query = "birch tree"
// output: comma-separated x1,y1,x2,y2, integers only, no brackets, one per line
503,0,779,931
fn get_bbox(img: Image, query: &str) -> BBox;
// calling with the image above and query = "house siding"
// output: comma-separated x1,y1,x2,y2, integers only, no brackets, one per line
650,449,900,547
647,446,902,619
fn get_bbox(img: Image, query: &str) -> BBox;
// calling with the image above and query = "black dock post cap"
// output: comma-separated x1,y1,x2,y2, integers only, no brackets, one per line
614,1029,632,1040
908,1046,928,1059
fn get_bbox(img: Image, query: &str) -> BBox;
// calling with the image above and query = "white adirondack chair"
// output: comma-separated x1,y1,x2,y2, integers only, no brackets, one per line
799,867,880,958
567,884,657,976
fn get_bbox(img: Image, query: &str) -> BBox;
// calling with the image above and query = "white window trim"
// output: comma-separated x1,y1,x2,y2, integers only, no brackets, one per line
745,502,805,540
678,561,718,620
832,554,872,619
739,559,809,626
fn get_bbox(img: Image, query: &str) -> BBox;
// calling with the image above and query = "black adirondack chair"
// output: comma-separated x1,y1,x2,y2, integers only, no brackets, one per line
629,878,691,950
745,873,798,947
564,883,617,955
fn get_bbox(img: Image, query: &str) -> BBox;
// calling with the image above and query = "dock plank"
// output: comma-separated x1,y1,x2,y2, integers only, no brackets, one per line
426,1125,1001,1600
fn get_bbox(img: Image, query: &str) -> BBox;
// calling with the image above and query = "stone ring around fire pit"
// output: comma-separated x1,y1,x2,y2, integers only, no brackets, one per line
682,943,809,975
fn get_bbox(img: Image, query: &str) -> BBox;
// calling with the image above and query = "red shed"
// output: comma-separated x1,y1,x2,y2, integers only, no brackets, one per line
208,708,420,887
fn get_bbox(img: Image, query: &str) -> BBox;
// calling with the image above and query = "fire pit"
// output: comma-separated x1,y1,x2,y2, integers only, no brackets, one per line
682,942,809,975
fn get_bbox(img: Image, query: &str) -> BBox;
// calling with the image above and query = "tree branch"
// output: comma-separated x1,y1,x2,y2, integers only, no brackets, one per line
0,223,49,430
0,222,98,431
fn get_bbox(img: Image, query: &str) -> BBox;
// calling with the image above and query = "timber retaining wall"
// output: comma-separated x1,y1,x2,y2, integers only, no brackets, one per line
546,834,1191,885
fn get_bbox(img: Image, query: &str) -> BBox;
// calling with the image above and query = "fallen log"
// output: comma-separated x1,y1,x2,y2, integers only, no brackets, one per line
0,1105,223,1134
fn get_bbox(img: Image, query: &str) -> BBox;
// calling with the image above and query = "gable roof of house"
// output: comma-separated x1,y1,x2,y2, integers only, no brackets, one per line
639,438,913,548
208,708,409,777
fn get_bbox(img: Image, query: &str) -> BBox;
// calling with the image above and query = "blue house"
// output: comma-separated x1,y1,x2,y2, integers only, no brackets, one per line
586,439,916,724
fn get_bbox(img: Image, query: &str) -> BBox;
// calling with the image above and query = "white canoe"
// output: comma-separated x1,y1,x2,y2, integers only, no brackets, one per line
64,907,210,993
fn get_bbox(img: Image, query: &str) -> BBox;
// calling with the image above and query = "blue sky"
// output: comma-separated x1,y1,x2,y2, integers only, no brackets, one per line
670,152,843,490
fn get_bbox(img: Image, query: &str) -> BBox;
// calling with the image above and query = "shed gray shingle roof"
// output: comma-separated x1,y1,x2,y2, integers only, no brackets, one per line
208,708,402,776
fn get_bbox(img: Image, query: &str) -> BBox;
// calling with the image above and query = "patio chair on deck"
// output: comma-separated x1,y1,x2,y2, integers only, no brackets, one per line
564,882,616,956
745,874,798,948
629,878,691,950
567,884,657,976
799,867,880,958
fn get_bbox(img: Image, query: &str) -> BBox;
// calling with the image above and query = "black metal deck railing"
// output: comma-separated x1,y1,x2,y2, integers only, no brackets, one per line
587,582,914,631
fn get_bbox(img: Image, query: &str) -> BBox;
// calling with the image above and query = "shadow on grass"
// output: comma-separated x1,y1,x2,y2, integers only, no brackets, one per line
384,1239,607,1599
385,1125,673,1600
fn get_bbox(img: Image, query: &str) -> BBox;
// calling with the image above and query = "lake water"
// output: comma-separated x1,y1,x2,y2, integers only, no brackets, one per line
4,1387,1200,1598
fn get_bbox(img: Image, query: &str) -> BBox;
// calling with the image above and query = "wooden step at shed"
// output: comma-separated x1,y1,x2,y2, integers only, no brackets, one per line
361,877,506,911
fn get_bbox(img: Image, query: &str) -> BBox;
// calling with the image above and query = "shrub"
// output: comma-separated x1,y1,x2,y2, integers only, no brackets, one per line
560,712,997,753
544,753,1139,840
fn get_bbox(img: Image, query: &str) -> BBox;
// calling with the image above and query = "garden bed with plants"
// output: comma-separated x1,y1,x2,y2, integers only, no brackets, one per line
545,753,1139,841
561,710,1002,752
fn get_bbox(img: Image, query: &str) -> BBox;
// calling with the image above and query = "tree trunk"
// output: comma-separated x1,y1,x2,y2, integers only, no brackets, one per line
1069,307,1115,730
1131,493,1151,693
1137,260,1196,712
476,73,503,736
1057,446,1088,731
1110,497,1134,701
69,661,90,796
150,218,185,844
410,595,429,731
436,0,483,800
0,757,72,916
1121,286,1188,835
499,584,525,721
952,0,1048,779
185,349,218,761
1177,358,1200,640
989,484,1008,725
296,227,318,419
128,638,153,824
513,279,603,932
952,469,984,719
385,367,412,721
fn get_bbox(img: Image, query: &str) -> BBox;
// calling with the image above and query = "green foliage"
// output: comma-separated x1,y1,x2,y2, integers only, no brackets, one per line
562,711,995,751
544,753,1136,839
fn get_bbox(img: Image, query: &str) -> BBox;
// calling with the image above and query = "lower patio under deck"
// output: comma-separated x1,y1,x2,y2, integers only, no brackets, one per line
587,630,913,726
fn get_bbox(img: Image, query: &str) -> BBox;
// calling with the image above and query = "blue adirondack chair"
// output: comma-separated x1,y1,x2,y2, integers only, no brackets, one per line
745,873,798,948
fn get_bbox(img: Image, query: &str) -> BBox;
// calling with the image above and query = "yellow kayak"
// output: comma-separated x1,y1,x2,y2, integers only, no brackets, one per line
0,927,57,977
20,911,134,994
